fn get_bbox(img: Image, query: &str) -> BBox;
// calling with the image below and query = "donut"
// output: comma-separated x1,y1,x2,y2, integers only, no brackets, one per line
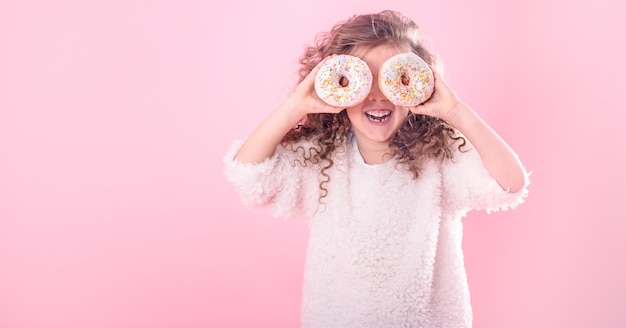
379,52,434,107
314,55,373,107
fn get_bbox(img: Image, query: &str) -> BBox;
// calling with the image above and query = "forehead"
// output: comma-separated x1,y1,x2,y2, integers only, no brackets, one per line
349,44,411,64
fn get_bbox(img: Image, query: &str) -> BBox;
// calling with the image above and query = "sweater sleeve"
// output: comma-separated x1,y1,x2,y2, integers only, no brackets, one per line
440,143,530,214
222,140,319,219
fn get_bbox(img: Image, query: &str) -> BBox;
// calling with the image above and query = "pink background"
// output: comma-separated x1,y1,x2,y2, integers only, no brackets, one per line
1,0,625,327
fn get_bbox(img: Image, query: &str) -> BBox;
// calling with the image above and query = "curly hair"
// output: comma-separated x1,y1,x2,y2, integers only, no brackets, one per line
281,10,466,201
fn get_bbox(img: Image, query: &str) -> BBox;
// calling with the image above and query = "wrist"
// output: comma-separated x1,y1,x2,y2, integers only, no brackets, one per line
441,101,472,128
279,96,308,127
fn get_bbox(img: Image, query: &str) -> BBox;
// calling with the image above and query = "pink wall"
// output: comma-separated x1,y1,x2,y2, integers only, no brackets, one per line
1,0,625,327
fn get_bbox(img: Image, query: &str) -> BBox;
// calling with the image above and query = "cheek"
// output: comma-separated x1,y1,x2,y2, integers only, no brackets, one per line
394,106,410,120
345,106,362,121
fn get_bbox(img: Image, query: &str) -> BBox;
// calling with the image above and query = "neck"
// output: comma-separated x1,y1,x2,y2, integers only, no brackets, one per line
354,138,393,164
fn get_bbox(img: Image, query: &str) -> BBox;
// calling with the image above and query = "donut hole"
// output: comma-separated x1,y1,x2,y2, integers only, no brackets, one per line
338,76,350,87
401,73,411,86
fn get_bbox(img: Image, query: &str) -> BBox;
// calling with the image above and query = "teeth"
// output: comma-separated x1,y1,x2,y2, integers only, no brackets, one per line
365,110,391,122
366,110,391,117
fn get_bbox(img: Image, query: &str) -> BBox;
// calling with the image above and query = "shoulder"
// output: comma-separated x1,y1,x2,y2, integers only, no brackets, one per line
275,137,351,176
275,139,316,163
442,137,478,169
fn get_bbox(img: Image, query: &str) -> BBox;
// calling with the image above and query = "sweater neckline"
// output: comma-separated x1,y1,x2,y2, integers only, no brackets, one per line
348,134,396,169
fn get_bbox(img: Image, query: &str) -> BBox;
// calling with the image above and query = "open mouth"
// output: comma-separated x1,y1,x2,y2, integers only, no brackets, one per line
365,110,392,123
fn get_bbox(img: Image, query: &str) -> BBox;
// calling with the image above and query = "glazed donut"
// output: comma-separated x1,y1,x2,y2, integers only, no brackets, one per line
379,52,434,107
314,55,373,107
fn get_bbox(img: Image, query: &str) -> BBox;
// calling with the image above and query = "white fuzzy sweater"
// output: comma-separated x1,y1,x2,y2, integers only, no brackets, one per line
223,133,528,328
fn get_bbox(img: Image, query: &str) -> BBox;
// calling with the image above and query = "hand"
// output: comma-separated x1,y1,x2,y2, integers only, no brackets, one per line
408,69,464,123
287,55,347,118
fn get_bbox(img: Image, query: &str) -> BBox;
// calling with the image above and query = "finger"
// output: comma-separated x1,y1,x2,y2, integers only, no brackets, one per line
407,104,422,114
298,55,339,99
430,67,444,80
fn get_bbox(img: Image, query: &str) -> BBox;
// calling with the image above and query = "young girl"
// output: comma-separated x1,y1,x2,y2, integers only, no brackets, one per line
224,10,529,328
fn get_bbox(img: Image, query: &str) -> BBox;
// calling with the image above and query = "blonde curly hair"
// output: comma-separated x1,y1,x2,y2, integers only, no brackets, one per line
282,10,466,200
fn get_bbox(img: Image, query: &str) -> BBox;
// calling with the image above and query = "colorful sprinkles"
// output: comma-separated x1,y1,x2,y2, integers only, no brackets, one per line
379,53,434,107
314,55,373,107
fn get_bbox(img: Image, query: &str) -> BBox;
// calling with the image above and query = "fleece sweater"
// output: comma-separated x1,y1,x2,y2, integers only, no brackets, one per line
223,133,529,328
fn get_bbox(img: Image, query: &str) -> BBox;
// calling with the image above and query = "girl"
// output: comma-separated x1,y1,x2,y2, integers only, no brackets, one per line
224,10,529,328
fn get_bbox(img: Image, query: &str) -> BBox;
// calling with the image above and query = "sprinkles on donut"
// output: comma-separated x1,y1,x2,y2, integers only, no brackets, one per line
379,52,434,107
314,55,373,107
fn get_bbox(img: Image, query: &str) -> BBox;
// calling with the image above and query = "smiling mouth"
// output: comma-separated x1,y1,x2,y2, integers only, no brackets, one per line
365,110,392,123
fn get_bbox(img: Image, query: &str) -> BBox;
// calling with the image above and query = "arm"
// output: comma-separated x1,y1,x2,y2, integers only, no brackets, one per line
236,57,345,164
411,70,527,192
235,98,304,163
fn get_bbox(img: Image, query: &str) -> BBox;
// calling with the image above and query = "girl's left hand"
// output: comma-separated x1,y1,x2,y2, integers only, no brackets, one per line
408,69,463,123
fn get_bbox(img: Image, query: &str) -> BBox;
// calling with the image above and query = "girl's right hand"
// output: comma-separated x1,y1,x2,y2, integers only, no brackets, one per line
236,56,347,164
287,55,347,117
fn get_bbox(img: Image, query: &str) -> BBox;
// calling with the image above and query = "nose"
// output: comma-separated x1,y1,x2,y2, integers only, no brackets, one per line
367,79,387,102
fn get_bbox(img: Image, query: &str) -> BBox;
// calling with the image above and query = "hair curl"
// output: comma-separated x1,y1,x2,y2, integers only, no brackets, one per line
281,10,466,201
